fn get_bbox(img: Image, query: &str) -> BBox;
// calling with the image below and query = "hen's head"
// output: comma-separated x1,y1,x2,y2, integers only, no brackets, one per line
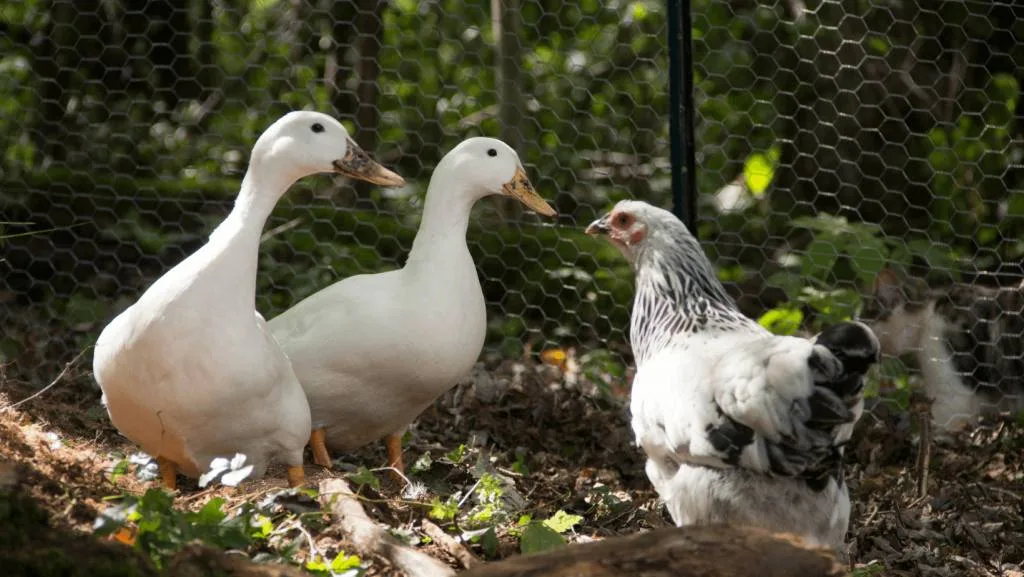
585,200,698,264
586,199,746,335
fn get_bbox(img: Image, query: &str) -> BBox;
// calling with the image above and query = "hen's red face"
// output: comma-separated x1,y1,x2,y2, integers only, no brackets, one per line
585,208,648,248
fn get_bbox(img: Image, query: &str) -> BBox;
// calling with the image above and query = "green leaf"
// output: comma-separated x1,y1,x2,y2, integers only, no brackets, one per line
347,467,380,491
802,239,839,279
630,1,649,21
252,515,274,539
445,444,467,464
743,151,776,196
757,307,804,336
848,245,887,285
541,510,583,534
305,556,329,572
108,459,130,482
194,498,227,525
330,551,362,572
428,497,459,521
520,523,566,555
479,527,499,558
866,36,889,55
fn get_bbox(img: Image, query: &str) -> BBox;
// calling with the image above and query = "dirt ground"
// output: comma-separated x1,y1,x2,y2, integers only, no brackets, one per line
0,351,1021,577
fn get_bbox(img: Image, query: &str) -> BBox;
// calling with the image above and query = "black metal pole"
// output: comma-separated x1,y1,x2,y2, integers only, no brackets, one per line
667,0,697,232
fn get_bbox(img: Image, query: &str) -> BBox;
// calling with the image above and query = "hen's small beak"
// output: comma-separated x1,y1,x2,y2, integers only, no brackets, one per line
332,137,406,187
585,216,611,236
503,167,557,217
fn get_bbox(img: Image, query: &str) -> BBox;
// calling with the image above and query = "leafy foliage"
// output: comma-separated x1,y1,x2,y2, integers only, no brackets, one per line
305,551,365,577
94,490,262,570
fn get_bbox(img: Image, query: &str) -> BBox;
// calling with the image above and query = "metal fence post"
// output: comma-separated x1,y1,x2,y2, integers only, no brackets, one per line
667,0,697,232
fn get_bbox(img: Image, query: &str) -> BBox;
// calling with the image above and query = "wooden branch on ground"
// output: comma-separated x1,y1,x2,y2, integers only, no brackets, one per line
167,544,309,577
457,525,848,577
420,519,480,569
318,478,455,577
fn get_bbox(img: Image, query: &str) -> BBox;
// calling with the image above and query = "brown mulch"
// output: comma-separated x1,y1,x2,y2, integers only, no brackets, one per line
0,350,1022,576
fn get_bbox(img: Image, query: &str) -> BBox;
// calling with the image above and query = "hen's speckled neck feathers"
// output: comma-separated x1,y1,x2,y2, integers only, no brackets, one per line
626,204,756,363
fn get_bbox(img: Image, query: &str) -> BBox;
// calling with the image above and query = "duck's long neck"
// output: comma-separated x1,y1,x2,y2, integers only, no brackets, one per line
406,175,480,267
204,169,295,307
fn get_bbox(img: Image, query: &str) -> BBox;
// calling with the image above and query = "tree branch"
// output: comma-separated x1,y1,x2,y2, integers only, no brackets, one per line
318,479,455,577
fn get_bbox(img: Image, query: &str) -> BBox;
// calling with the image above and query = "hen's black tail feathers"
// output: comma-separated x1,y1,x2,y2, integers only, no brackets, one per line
814,320,881,401
780,321,881,492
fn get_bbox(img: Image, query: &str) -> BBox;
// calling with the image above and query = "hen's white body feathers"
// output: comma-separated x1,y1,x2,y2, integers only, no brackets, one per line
632,328,858,550
587,200,879,557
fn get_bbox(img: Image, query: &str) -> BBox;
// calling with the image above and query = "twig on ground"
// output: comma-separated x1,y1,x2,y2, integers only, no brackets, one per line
1,347,92,413
912,393,933,500
319,478,455,577
420,519,480,569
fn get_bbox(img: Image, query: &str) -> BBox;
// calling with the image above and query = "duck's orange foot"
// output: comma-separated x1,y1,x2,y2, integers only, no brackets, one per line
287,465,305,488
156,456,177,491
385,432,406,484
310,428,332,468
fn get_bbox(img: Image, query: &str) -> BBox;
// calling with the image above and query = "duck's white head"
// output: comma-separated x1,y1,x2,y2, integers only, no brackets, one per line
249,111,405,188
435,137,556,217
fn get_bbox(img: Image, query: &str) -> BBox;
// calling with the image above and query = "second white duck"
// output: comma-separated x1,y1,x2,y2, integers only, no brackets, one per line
269,137,556,475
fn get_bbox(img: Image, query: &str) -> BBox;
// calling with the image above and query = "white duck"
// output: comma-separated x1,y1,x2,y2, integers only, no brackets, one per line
92,111,405,490
268,137,556,475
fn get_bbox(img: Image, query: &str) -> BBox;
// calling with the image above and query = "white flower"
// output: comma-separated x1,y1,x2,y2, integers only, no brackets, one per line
198,453,253,488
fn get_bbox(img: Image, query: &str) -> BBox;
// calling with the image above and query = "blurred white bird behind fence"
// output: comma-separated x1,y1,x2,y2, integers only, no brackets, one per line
1,1,1022,428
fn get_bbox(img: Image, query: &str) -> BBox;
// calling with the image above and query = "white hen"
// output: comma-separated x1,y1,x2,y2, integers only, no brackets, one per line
92,111,405,489
269,137,556,476
586,200,879,556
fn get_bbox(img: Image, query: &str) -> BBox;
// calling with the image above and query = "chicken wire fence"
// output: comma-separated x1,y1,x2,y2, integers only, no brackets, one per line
1,2,1022,421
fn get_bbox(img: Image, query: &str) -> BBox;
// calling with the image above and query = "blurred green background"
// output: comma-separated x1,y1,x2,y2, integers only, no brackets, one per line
1,0,1022,388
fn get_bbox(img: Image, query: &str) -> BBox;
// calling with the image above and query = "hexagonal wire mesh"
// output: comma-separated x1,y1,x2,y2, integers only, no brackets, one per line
0,1,1022,431
691,0,1024,430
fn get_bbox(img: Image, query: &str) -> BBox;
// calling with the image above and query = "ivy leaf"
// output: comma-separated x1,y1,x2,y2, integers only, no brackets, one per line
330,551,362,572
347,467,380,491
428,497,459,521
541,510,583,534
479,527,499,558
194,498,227,525
520,523,566,554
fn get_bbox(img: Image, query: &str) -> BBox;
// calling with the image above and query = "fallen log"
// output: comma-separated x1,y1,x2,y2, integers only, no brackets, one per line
457,524,848,577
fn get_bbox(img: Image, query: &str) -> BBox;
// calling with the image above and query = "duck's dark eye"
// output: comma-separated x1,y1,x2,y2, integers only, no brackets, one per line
311,123,325,133
487,148,497,157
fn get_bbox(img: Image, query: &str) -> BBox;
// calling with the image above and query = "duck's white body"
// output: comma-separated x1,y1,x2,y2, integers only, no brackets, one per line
269,137,554,456
93,192,312,478
270,201,486,447
92,111,404,483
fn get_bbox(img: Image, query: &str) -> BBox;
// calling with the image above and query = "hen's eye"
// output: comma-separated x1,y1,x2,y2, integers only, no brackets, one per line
311,123,325,133
615,213,632,227
487,148,497,157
